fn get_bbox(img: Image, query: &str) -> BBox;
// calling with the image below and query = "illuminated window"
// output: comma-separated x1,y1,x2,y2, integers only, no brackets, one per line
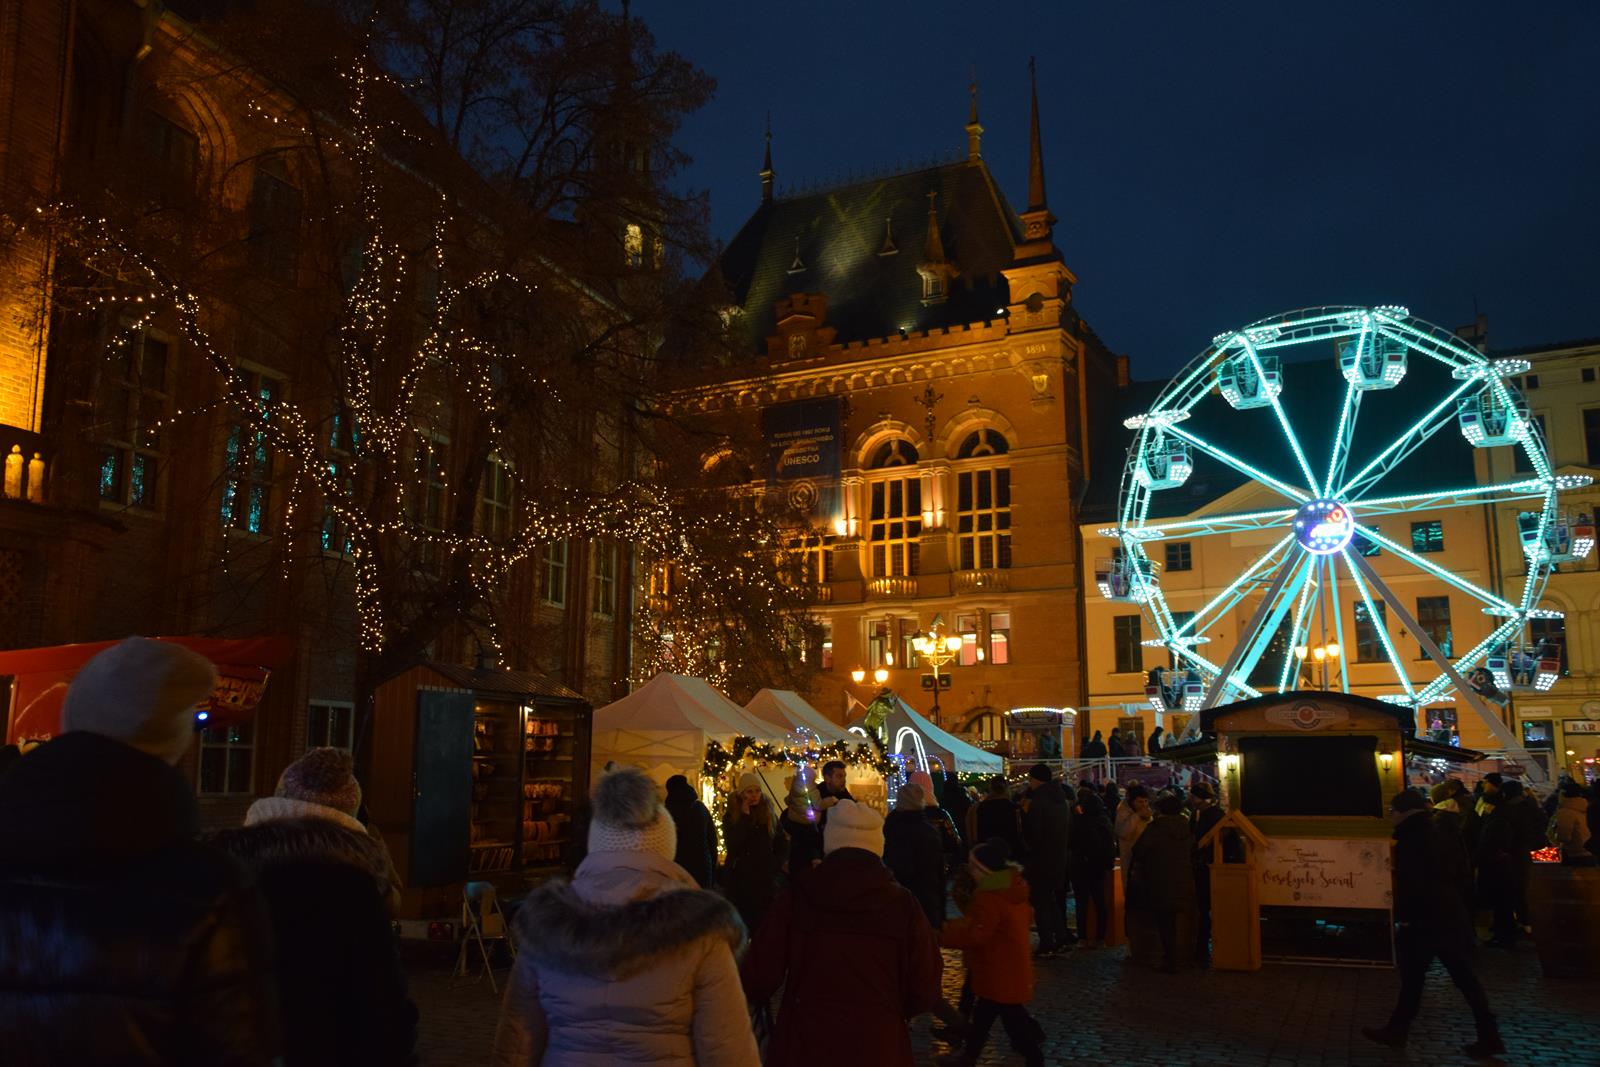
1112,615,1141,673
306,701,354,751
1410,520,1444,553
542,540,568,607
820,621,833,671
198,721,254,795
1530,615,1568,676
220,369,284,534
955,612,980,666
247,162,301,283
867,618,893,668
897,617,921,668
1415,596,1451,659
592,540,618,617
1354,601,1387,662
98,328,169,510
957,467,1011,570
480,453,514,542
868,438,922,577
989,611,1012,666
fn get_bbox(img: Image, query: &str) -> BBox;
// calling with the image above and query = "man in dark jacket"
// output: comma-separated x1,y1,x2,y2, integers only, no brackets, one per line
1500,781,1546,931
884,784,947,929
1475,789,1522,947
743,799,942,1067
663,774,718,888
0,638,280,1064
971,776,1024,859
1364,790,1502,1057
1128,790,1195,972
1067,786,1116,947
1021,763,1072,955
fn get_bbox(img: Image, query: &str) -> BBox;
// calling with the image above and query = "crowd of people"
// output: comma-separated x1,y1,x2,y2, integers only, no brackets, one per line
2,640,1596,1065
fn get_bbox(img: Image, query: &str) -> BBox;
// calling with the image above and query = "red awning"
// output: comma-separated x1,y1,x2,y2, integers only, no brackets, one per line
1,636,294,745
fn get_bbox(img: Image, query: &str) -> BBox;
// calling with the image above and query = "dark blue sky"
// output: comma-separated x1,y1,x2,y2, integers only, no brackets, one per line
641,1,1600,379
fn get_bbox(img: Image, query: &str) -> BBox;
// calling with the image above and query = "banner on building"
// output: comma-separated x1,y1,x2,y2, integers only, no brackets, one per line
762,398,842,483
1259,836,1392,910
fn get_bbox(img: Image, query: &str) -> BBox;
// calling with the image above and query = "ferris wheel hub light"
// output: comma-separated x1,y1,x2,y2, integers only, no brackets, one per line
1293,498,1356,555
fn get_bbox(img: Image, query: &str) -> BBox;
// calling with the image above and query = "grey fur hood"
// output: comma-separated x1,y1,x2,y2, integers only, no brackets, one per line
210,815,394,899
515,850,746,981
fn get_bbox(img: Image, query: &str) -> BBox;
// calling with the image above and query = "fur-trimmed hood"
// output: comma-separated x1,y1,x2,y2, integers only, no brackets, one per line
210,814,394,899
515,850,745,981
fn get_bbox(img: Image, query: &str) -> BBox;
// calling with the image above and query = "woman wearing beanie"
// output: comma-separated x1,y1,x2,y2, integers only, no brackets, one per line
722,771,787,932
779,774,826,875
212,747,418,1066
494,767,759,1066
743,799,942,1067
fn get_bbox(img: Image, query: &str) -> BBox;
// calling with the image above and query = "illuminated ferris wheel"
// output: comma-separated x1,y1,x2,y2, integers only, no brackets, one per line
1104,305,1594,755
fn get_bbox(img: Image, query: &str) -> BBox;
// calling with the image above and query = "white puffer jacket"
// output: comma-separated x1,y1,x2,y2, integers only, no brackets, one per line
1551,795,1592,859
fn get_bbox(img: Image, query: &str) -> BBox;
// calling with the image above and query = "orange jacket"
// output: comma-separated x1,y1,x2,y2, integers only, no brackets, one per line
939,866,1034,1005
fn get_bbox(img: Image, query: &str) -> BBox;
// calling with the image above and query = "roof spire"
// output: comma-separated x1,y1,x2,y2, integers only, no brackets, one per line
965,70,983,161
759,114,774,204
1026,58,1047,211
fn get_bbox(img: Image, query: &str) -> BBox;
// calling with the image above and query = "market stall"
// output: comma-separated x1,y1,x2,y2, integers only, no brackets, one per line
589,672,790,786
848,690,1004,776
0,636,293,744
746,689,886,809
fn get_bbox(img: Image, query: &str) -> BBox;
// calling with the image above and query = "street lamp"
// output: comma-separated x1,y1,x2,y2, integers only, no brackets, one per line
850,667,891,686
912,614,964,725
1294,641,1342,691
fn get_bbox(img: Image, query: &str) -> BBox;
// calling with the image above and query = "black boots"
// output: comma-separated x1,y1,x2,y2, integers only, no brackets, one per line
1361,1025,1407,1048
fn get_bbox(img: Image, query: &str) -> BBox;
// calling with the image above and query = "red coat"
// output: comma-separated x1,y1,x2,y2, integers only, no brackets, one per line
939,866,1034,1005
742,848,942,1067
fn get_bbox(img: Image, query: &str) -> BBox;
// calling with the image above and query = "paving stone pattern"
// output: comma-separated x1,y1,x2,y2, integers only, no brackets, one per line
411,936,1594,1066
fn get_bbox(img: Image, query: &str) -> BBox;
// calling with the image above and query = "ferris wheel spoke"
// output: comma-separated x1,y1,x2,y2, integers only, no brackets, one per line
1338,379,1475,501
1177,533,1296,641
1355,524,1518,615
1354,476,1580,518
1108,506,1297,543
1326,558,1351,693
1238,337,1322,493
1323,379,1363,496
1338,548,1416,701
1277,562,1321,693
1166,424,1310,503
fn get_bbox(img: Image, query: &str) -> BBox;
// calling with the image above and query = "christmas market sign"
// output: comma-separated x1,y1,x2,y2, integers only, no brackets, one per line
1259,837,1392,910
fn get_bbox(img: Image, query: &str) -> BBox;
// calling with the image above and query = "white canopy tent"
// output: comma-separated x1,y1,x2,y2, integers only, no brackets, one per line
591,673,789,785
745,689,857,744
848,692,1004,775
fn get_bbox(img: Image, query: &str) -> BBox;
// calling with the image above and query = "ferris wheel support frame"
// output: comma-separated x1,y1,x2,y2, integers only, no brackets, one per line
1199,552,1300,709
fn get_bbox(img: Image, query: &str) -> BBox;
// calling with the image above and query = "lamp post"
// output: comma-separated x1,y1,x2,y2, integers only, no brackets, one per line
912,614,964,726
1293,641,1342,691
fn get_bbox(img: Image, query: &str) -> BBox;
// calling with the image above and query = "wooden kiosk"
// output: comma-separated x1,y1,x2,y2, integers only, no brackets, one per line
1166,690,1478,966
367,662,592,918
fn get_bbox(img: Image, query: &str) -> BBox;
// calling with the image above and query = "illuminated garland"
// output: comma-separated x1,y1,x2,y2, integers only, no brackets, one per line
702,735,894,780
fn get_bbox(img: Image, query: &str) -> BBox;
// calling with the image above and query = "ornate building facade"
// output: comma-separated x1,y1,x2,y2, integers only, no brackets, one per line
666,84,1123,742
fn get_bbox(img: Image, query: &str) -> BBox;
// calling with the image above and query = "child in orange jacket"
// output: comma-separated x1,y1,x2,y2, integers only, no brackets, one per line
936,838,1046,1067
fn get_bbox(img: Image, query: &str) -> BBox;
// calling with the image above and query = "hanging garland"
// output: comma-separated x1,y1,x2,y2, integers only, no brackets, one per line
703,734,894,780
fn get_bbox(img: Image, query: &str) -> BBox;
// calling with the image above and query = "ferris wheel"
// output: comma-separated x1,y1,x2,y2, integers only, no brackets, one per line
1104,305,1594,765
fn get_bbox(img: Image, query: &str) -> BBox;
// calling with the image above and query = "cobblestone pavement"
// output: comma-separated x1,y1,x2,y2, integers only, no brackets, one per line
411,934,1593,1066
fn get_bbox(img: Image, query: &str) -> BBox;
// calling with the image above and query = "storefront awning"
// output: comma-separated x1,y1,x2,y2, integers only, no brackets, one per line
1,636,294,744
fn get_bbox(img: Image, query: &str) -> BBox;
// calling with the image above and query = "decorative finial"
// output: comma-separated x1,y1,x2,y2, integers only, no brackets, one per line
760,114,775,204
879,217,898,256
1026,57,1048,214
923,190,946,265
965,69,983,162
788,237,805,274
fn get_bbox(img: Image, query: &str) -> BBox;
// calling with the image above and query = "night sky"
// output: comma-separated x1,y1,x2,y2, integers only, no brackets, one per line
641,1,1600,379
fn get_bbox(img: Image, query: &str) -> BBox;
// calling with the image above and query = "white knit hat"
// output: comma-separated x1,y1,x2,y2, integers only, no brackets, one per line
823,799,884,857
587,767,677,860
62,637,217,765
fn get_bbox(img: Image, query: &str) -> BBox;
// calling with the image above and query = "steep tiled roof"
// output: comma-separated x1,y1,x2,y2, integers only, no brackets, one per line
716,159,1023,355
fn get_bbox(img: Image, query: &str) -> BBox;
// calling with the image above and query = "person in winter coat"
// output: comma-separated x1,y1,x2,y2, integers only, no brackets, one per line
1501,781,1545,932
0,637,280,1064
1128,790,1196,972
1082,730,1107,759
884,783,947,929
1115,783,1154,873
1474,789,1522,947
1067,786,1116,948
1588,779,1600,862
1021,763,1072,955
1430,778,1477,847
1106,729,1126,759
664,774,718,889
971,776,1024,859
493,767,759,1066
942,771,973,845
1148,725,1166,753
1363,790,1502,1057
743,799,942,1067
780,775,826,874
212,747,418,1066
935,839,1046,1067
1550,781,1593,865
910,769,965,865
722,772,787,933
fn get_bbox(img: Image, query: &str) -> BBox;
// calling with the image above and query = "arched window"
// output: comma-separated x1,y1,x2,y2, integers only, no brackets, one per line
955,429,1011,570
961,710,1007,744
867,437,921,577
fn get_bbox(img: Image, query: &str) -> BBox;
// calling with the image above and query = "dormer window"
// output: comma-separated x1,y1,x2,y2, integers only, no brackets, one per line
922,274,946,304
